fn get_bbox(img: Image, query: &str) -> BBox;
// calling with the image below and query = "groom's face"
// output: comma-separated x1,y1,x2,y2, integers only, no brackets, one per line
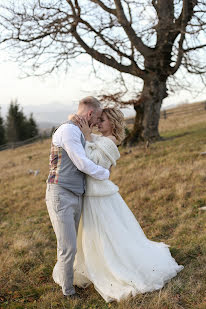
88,108,102,126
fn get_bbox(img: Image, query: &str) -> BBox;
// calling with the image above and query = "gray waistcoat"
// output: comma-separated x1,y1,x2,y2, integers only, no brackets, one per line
47,121,86,195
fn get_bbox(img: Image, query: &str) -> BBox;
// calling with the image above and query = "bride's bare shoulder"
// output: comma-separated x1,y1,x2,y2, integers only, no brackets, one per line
106,135,118,145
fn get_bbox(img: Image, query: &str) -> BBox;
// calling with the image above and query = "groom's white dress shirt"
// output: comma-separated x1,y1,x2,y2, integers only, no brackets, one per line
53,123,109,180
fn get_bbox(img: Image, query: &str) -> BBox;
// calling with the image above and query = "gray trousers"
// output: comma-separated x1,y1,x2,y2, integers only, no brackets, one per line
46,183,83,295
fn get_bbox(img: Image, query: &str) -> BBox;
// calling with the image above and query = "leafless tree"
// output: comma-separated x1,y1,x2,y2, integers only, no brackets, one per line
0,0,206,144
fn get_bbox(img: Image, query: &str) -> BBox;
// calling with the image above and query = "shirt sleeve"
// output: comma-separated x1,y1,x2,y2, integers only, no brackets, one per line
54,124,110,180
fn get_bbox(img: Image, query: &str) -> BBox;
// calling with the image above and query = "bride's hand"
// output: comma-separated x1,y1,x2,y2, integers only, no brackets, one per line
68,114,74,121
68,114,81,125
76,117,93,141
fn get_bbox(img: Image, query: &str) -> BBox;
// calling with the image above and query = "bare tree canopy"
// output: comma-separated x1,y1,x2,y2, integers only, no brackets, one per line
0,0,206,143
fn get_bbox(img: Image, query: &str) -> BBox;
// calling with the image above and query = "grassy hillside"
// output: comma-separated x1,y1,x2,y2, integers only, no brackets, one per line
0,104,206,309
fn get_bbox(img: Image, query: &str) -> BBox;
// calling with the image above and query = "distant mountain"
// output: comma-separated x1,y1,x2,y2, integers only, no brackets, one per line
0,101,137,129
0,102,78,129
1,99,198,130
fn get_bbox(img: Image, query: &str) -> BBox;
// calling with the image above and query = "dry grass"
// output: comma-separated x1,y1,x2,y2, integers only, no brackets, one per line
159,102,206,133
0,103,206,309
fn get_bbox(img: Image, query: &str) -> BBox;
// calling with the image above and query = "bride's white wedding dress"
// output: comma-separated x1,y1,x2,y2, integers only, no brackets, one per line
59,134,183,302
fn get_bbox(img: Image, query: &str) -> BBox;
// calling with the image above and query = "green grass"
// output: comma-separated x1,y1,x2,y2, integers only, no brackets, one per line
0,114,206,308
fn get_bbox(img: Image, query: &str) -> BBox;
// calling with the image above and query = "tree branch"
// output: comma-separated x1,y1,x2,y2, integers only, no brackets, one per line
79,17,135,62
90,0,116,15
71,27,145,78
184,43,206,52
113,0,153,57
169,0,198,74
170,32,185,75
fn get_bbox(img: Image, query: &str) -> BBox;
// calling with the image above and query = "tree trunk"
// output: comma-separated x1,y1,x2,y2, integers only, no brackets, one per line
125,76,167,146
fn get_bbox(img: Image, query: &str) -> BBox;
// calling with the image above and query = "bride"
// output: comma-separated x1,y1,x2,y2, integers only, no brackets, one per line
69,108,183,302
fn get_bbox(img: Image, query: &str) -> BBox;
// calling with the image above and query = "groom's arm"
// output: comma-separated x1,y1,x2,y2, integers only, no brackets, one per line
53,124,110,180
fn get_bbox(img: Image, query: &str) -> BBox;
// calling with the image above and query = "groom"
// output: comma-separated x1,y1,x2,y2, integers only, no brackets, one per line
45,96,109,299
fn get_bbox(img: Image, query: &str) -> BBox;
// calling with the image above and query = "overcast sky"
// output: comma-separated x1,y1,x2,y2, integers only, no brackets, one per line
1,57,205,114
0,1,205,116
0,55,103,107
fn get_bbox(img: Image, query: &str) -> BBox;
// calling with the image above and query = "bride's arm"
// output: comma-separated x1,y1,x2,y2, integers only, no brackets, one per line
105,135,118,145
86,136,120,169
85,140,103,165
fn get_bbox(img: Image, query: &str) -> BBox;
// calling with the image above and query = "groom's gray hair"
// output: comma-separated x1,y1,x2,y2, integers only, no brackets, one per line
79,96,102,110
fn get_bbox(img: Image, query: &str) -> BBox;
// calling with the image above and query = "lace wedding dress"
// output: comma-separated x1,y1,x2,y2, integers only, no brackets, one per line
72,134,183,302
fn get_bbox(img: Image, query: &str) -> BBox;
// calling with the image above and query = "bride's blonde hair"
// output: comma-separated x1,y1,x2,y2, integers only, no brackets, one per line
103,108,125,144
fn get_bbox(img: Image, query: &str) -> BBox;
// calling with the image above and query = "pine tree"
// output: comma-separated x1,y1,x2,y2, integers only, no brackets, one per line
0,107,6,145
6,100,24,142
6,100,38,143
26,113,39,138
